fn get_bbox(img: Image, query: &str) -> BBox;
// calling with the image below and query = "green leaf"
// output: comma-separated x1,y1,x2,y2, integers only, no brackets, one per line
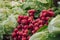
37,25,48,32
2,14,17,34
30,31,49,40
30,31,60,40
48,15,60,34
38,0,48,3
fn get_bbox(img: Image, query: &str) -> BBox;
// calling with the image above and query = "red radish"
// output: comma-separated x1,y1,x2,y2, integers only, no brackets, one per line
17,31,23,36
14,28,18,33
32,30,35,34
17,36,21,40
12,32,16,38
22,37,26,40
13,37,17,40
41,17,45,20
24,25,29,29
42,10,47,13
24,29,28,33
28,9,36,13
23,16,28,19
18,15,23,19
29,24,33,29
35,18,40,22
42,12,47,17
21,19,28,24
17,19,21,24
34,23,39,27
23,33,27,36
27,36,30,40
32,20,36,24
50,12,54,17
38,20,43,24
29,13,34,16
28,17,33,23
17,25,22,29
45,17,50,21
39,24,43,28
34,27,39,31
45,22,48,25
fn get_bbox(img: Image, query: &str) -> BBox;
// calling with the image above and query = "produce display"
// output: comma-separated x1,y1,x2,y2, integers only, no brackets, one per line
30,15,60,40
0,0,60,40
12,9,54,40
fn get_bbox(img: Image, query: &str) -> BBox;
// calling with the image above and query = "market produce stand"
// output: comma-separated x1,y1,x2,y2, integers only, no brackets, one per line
0,0,60,40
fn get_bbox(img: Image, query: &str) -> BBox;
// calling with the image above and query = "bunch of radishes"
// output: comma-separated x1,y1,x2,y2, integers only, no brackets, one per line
12,9,54,40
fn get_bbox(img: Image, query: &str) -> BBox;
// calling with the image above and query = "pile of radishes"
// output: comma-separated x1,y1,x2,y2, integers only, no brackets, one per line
12,9,54,40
